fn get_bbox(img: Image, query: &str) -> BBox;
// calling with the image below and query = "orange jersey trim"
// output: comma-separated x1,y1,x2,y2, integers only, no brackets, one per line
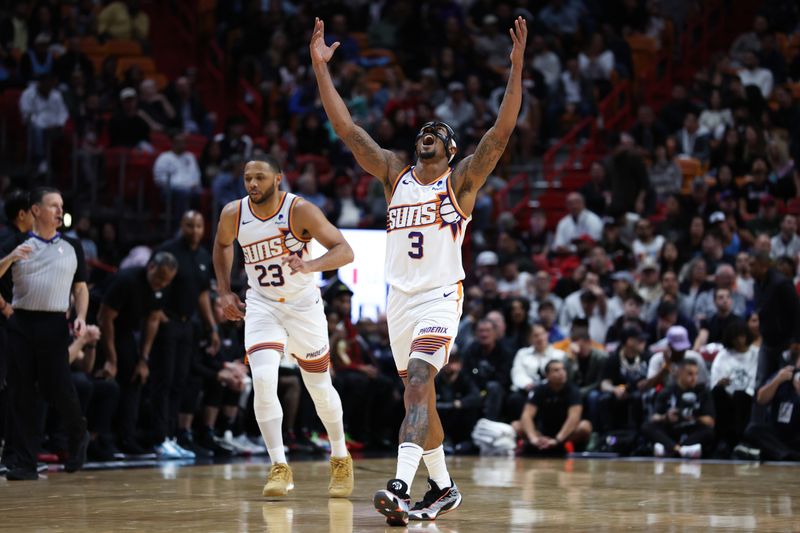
445,176,469,219
288,196,311,242
249,192,287,222
234,199,243,240
390,165,412,198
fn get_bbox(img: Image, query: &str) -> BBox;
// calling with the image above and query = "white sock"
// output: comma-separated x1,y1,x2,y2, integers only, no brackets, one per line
395,443,423,492
257,417,286,465
328,434,348,458
422,446,451,489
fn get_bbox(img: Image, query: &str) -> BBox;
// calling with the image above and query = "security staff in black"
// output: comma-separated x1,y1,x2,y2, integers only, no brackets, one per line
151,210,220,449
97,251,178,455
0,190,34,470
0,187,90,480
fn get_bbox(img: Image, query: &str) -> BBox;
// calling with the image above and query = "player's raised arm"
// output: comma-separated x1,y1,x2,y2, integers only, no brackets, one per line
310,17,403,198
281,199,354,275
213,201,245,320
452,16,527,215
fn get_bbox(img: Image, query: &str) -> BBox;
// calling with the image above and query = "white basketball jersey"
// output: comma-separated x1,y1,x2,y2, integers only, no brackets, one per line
236,192,313,301
386,166,471,293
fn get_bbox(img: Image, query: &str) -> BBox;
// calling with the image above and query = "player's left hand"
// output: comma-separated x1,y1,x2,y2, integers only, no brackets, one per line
509,16,527,67
282,255,311,275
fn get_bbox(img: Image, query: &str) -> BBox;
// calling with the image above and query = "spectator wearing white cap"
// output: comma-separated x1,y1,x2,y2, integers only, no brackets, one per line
473,14,511,72
108,87,152,151
552,192,603,253
645,326,708,390
434,82,474,135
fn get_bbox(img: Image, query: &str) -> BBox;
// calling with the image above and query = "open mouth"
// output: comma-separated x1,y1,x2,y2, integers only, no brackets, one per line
422,133,435,147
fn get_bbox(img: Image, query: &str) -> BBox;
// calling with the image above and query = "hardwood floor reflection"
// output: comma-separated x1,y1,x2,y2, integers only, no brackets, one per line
1,457,798,531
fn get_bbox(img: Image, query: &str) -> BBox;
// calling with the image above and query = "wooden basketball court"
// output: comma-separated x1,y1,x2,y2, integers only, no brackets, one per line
1,457,798,531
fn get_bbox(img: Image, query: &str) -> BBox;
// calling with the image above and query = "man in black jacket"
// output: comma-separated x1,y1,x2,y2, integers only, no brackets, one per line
750,252,800,388
461,319,513,421
435,352,482,451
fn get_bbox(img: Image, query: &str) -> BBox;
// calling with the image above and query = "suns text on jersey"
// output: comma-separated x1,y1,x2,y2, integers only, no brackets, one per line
241,235,287,264
386,201,439,232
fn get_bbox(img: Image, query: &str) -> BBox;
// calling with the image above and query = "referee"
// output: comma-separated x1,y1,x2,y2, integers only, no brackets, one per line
0,187,89,480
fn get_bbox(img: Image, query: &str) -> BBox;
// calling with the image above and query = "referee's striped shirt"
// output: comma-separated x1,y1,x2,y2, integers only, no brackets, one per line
2,232,87,313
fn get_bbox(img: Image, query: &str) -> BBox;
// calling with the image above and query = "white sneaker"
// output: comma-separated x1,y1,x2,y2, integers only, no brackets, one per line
170,438,196,459
654,443,666,458
679,444,702,459
244,434,267,455
220,431,250,455
155,439,183,460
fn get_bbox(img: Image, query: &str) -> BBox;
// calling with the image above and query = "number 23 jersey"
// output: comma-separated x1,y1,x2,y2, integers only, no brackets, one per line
386,166,471,293
236,192,313,301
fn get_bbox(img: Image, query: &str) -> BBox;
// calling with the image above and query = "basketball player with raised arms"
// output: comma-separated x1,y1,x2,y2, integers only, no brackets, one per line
311,15,527,526
213,155,355,498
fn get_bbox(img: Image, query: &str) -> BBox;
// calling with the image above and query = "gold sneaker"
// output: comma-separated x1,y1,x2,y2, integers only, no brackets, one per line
262,463,294,497
328,454,354,498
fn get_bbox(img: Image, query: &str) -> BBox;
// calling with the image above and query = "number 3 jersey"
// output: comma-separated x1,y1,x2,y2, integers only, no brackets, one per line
236,192,314,301
386,166,471,293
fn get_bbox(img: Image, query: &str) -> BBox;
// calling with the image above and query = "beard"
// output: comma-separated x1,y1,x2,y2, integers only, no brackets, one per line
418,148,437,160
250,183,276,204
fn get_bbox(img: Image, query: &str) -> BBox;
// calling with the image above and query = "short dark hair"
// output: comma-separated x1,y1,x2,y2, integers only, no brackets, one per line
29,186,60,205
580,290,598,304
538,300,556,312
4,189,30,223
713,286,732,299
249,155,282,174
657,300,678,318
544,359,564,374
679,359,699,369
624,290,644,306
751,250,771,265
148,251,178,271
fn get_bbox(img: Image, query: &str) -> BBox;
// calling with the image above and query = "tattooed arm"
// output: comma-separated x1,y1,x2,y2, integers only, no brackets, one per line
310,17,403,200
452,16,527,216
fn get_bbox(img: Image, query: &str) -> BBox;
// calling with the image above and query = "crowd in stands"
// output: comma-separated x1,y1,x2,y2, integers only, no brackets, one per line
1,0,800,468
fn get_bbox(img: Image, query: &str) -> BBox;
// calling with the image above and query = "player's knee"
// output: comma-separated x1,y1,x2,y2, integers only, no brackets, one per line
405,358,434,404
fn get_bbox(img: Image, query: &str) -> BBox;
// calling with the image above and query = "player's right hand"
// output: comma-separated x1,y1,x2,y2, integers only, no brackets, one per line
310,17,339,64
219,291,246,321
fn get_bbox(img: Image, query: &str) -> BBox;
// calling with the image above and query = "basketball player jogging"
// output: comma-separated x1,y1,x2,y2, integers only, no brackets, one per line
213,156,355,498
311,16,528,526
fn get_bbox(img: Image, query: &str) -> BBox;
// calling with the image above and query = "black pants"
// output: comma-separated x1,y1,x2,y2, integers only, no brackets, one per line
333,369,395,442
439,406,481,444
150,319,193,443
712,387,752,448
6,311,86,471
114,332,143,443
71,372,119,435
753,344,787,423
641,421,715,456
182,372,240,414
598,391,645,431
0,322,9,462
743,422,800,461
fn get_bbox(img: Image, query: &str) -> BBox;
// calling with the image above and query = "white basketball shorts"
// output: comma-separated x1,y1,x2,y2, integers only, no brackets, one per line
387,282,463,377
244,287,330,372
